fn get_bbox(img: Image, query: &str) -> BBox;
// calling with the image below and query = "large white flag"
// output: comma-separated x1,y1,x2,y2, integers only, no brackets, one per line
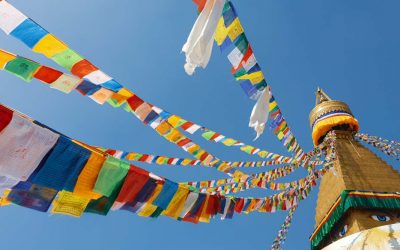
182,0,225,75
249,87,271,140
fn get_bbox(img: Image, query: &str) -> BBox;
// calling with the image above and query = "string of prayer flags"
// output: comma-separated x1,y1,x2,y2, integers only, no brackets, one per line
103,146,325,169
215,1,271,139
355,133,400,161
195,160,335,195
269,95,304,157
268,163,334,191
359,134,400,148
270,205,298,250
186,164,300,190
190,0,305,149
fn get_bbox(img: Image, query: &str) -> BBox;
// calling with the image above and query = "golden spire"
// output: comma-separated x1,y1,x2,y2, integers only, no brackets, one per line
315,87,332,106
309,88,359,145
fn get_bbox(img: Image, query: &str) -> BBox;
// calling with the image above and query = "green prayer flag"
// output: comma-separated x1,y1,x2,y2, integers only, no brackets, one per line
202,131,216,140
51,48,83,70
93,156,130,197
240,145,254,154
222,1,231,13
5,57,40,82
233,67,247,78
234,34,249,54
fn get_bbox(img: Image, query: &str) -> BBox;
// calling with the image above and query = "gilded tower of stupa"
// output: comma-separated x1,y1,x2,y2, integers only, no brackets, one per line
309,89,400,250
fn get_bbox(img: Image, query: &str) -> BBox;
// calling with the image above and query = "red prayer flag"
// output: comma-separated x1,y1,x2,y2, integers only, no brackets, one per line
0,105,13,132
127,95,144,111
71,59,98,78
115,166,150,204
234,198,245,213
33,66,63,84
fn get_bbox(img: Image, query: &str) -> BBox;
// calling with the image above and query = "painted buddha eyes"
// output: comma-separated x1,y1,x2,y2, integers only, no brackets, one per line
338,225,348,237
371,215,391,222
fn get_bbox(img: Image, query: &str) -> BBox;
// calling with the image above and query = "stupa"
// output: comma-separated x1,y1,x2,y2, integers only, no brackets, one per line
309,88,400,249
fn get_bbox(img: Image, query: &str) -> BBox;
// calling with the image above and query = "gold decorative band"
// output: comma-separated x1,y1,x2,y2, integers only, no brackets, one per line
309,100,353,128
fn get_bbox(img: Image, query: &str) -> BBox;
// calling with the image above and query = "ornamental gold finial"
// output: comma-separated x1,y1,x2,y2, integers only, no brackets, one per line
309,88,359,145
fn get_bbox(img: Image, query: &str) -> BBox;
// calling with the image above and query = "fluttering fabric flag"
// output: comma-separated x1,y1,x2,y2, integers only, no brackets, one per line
93,156,130,197
0,113,59,181
182,0,226,75
249,87,271,140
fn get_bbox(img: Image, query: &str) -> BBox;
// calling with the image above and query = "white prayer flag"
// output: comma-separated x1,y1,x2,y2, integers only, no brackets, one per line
0,1,27,34
84,70,112,85
0,114,59,181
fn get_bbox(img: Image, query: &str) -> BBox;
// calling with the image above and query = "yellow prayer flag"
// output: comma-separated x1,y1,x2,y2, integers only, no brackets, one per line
187,144,200,154
51,191,91,218
32,34,68,58
181,159,192,166
269,101,278,111
73,153,106,200
165,129,184,143
110,88,134,106
199,195,211,223
162,186,189,219
216,180,224,186
137,203,158,217
156,156,165,165
236,71,264,84
222,138,236,146
214,17,228,46
155,121,173,135
0,49,16,69
167,115,182,128
125,153,138,161
227,18,244,41
257,151,268,158
277,131,285,140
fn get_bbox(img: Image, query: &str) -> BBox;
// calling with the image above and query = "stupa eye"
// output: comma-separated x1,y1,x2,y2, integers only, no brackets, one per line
338,225,348,237
371,215,391,222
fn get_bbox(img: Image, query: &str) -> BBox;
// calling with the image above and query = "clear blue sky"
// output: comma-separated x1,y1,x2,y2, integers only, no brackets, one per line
0,0,399,249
